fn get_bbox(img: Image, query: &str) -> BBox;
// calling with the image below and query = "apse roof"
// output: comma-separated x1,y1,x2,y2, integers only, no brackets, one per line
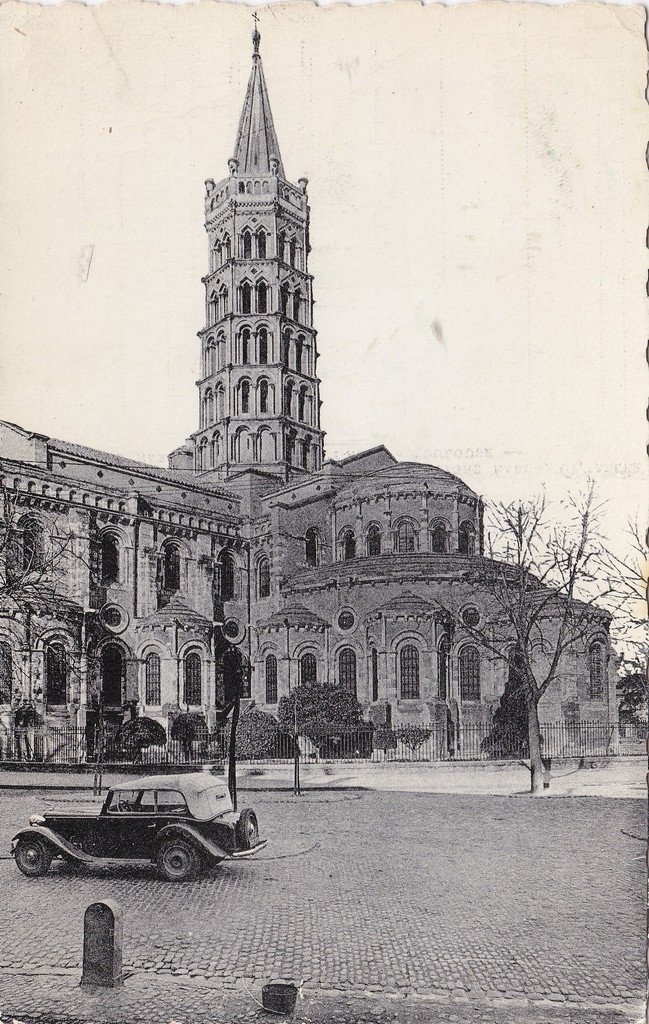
336,461,476,500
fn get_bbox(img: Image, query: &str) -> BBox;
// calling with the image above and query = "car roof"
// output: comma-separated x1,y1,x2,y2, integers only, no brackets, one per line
109,772,228,795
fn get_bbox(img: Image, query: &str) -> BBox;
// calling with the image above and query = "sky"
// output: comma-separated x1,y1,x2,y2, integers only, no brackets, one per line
0,1,646,562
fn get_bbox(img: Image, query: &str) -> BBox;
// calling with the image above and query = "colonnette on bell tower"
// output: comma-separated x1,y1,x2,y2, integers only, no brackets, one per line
171,28,324,484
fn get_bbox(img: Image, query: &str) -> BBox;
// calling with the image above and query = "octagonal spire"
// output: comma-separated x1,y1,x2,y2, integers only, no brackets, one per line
232,27,285,178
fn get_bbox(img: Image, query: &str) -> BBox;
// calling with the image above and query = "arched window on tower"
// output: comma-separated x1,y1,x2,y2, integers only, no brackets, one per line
145,652,161,705
589,642,606,700
240,282,252,314
285,430,296,465
101,533,120,586
258,328,268,364
257,230,267,259
223,235,231,260
431,522,448,554
458,521,476,555
265,654,278,704
241,230,252,259
208,292,218,324
277,233,285,262
220,286,229,315
281,332,291,368
215,386,226,421
257,556,271,599
305,527,320,567
240,380,250,414
280,285,290,317
294,338,303,374
396,520,416,554
289,238,297,267
301,437,310,470
240,329,250,364
400,645,420,699
367,524,382,557
256,282,268,314
297,386,307,422
284,381,294,417
259,380,269,414
437,635,450,701
218,550,236,601
338,648,357,695
341,529,356,562
293,289,302,322
459,646,480,701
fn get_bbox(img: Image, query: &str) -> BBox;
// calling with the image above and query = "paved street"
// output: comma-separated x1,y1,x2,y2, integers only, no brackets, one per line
0,787,644,1023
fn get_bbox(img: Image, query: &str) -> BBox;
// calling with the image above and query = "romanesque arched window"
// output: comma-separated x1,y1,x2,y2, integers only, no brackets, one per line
301,438,310,469
367,524,381,557
164,543,181,594
208,292,218,324
215,385,226,421
277,232,286,262
396,520,416,554
211,432,220,466
437,635,450,702
256,282,268,314
223,235,231,260
257,556,271,599
300,653,317,686
459,646,480,701
341,529,356,562
458,521,476,555
431,523,448,554
241,230,252,259
101,532,120,586
240,328,250,364
293,289,302,322
285,430,296,465
240,282,252,314
265,654,278,704
281,331,291,368
371,647,379,702
22,518,45,571
200,437,209,470
218,550,236,601
206,339,216,375
183,652,202,706
101,643,123,707
295,338,303,374
280,285,290,317
400,645,420,699
145,652,161,705
289,238,297,267
257,230,267,259
589,642,606,700
45,641,67,705
305,527,320,567
241,380,250,414
259,379,269,414
298,386,307,422
338,648,356,695
220,286,229,314
0,641,11,704
258,328,268,364
284,380,294,416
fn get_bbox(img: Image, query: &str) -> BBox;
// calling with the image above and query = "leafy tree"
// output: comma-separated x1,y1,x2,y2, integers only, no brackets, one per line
234,707,290,759
396,725,432,755
278,683,363,738
617,672,648,724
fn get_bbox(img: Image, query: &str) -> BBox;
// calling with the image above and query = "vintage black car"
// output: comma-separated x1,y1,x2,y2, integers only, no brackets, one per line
11,772,266,881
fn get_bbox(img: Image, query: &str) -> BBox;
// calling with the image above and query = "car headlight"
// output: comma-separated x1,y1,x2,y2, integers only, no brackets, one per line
29,814,45,826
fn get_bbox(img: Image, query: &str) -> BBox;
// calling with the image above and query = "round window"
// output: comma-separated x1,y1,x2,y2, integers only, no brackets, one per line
223,619,240,639
462,607,480,628
100,604,128,633
337,611,355,631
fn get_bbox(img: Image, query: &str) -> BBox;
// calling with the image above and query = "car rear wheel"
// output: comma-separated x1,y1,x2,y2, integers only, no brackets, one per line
235,809,259,851
156,838,201,882
15,836,53,877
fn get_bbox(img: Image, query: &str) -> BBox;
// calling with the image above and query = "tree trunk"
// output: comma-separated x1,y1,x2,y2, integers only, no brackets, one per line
228,695,240,811
527,699,544,794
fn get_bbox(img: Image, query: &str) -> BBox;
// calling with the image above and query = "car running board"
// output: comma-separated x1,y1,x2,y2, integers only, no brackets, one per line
230,838,268,859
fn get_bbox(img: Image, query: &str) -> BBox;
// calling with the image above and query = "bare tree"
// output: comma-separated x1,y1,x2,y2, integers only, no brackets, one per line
436,484,618,793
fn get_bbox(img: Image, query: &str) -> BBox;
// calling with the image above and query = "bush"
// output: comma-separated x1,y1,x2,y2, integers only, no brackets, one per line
234,708,290,760
278,683,363,738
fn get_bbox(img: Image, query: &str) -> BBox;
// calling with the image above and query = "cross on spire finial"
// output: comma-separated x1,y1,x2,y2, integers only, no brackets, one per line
252,11,261,55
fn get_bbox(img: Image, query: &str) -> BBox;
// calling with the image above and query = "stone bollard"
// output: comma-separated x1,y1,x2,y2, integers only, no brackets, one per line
81,900,124,988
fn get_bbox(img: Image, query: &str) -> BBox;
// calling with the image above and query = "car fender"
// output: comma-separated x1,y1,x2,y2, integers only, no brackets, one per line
156,823,229,863
11,826,94,863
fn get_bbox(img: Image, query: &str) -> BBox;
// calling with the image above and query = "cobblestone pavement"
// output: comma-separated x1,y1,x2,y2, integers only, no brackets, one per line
0,789,644,1023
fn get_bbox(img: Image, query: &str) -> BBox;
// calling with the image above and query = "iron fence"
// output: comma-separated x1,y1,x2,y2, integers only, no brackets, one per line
0,720,639,766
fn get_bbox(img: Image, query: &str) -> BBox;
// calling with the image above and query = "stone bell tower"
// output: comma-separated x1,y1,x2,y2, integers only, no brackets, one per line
179,26,325,483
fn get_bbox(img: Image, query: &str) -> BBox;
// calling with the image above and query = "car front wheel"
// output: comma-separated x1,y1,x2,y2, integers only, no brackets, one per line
235,809,259,851
15,836,53,877
156,838,201,882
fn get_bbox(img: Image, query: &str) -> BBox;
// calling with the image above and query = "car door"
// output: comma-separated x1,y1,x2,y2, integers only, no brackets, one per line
95,789,139,857
116,789,159,858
